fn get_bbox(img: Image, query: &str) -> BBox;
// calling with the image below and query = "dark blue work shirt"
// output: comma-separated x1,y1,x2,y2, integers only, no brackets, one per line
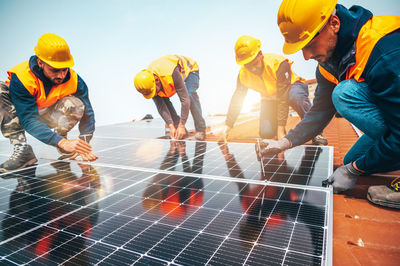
285,4,400,173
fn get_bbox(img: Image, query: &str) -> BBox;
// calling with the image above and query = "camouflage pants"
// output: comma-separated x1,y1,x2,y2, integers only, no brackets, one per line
0,81,26,144
39,95,84,137
0,81,84,144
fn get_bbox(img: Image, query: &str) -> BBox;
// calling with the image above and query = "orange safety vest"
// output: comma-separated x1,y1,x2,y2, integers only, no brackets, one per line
239,53,304,99
148,55,199,98
6,61,78,110
319,15,400,85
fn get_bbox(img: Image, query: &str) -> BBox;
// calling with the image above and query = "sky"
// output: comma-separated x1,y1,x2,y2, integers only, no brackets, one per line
0,0,399,126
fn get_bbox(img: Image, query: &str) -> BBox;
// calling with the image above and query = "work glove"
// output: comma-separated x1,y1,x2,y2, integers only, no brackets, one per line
260,137,291,156
324,162,363,193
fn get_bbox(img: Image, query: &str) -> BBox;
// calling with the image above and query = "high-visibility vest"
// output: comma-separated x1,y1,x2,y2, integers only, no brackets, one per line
239,53,304,99
7,61,78,110
148,55,199,98
319,15,400,85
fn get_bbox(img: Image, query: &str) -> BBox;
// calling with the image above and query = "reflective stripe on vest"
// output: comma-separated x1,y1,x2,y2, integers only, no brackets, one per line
318,15,400,85
148,55,199,98
7,61,78,110
239,53,305,99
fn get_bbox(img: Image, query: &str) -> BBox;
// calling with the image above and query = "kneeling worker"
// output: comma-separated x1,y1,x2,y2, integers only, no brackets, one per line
268,0,400,207
0,33,97,172
222,35,327,145
134,55,207,140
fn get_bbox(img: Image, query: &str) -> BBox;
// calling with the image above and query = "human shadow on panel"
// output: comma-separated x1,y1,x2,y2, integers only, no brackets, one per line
1,162,101,264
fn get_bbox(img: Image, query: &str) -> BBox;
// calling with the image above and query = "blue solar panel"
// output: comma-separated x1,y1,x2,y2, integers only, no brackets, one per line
0,122,332,265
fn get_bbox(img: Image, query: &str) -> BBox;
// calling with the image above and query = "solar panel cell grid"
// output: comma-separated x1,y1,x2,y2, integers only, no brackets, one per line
0,136,332,265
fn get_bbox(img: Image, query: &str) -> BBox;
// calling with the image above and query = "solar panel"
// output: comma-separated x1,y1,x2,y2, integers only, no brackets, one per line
0,121,333,265
87,137,332,188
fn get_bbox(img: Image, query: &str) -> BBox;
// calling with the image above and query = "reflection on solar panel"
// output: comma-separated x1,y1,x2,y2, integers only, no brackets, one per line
0,122,333,265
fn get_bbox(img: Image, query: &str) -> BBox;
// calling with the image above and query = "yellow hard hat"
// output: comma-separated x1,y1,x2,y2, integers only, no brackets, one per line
134,69,156,99
234,35,262,65
277,0,337,54
34,33,74,68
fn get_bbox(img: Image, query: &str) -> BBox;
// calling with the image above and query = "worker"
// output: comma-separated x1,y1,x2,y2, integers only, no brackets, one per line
0,33,97,172
221,35,328,145
263,0,400,208
134,55,207,140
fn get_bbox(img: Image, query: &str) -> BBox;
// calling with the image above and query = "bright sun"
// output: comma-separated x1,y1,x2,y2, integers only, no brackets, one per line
241,90,260,114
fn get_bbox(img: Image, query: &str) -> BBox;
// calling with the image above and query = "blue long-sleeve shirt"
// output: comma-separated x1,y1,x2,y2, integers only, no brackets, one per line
285,4,400,174
9,56,95,146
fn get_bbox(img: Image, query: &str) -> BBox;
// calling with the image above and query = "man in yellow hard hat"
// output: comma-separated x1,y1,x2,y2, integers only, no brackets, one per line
0,33,97,172
264,0,400,208
221,35,327,145
134,55,206,140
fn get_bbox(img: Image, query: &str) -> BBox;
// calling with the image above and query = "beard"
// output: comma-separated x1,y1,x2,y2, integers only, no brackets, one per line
322,34,338,63
52,78,64,85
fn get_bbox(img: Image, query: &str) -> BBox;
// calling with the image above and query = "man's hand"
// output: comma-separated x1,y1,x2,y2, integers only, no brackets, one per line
325,162,363,193
70,151,98,162
261,137,291,156
219,125,231,143
168,124,176,139
277,126,287,140
58,138,98,161
174,123,186,139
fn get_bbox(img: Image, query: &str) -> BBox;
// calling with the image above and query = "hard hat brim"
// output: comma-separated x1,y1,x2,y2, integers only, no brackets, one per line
236,51,259,65
142,86,156,99
40,57,75,69
282,39,312,55
282,5,336,55
282,26,322,54
236,39,261,65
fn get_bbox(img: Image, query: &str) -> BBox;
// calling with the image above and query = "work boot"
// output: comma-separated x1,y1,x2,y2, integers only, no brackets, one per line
312,134,328,146
367,177,400,209
0,144,38,172
194,131,206,141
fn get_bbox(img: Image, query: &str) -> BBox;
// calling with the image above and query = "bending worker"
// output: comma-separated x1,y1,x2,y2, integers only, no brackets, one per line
222,35,327,145
134,55,207,141
0,33,97,172
263,0,400,208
